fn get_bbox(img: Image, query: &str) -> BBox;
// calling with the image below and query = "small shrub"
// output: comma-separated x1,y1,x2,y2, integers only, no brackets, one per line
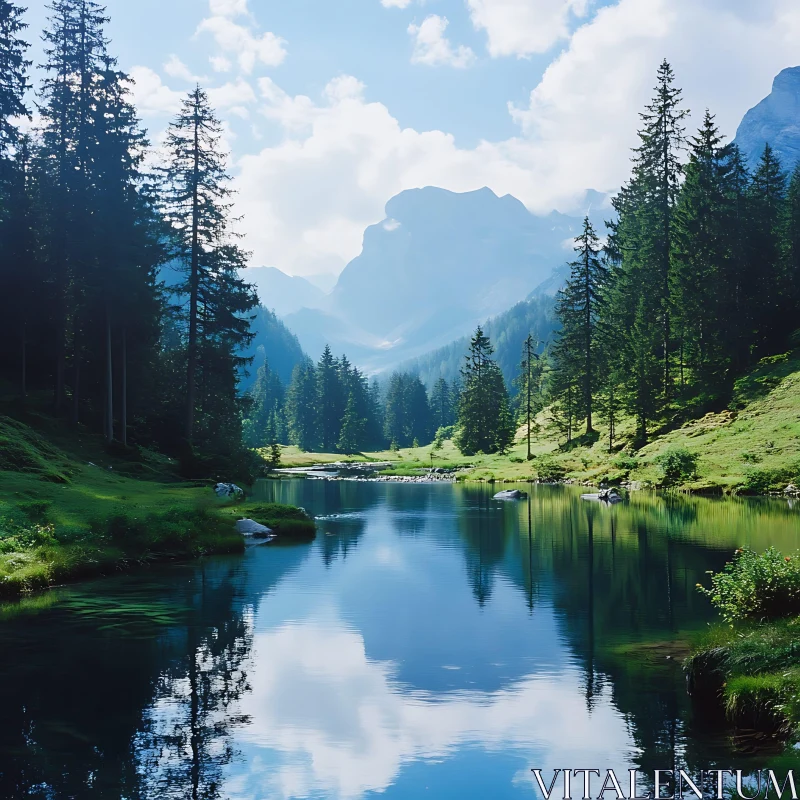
739,461,800,494
698,547,800,623
509,456,524,464
534,455,566,482
612,453,638,471
0,523,58,554
740,451,761,464
654,447,697,486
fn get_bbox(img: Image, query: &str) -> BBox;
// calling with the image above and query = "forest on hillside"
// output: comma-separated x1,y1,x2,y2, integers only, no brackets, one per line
549,61,800,451
0,0,261,475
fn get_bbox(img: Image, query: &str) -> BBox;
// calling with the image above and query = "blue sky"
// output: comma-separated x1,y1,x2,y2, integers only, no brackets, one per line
22,0,800,279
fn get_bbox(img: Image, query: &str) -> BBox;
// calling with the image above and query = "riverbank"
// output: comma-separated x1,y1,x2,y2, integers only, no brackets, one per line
0,413,313,598
274,349,800,495
687,619,800,741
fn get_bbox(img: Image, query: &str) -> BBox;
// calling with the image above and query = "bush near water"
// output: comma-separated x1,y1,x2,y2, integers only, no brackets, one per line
690,548,800,738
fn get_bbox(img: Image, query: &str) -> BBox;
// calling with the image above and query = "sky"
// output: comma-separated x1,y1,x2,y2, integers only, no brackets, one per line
22,0,800,281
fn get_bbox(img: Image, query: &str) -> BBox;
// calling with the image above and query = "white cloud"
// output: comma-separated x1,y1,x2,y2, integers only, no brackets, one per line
381,0,413,7
467,0,589,57
197,1,287,74
129,66,184,117
163,54,198,83
225,0,800,280
209,0,249,16
210,55,233,72
224,619,630,800
408,15,476,68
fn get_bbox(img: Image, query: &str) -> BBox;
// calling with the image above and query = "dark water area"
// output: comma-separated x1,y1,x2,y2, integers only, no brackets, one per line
1,481,800,799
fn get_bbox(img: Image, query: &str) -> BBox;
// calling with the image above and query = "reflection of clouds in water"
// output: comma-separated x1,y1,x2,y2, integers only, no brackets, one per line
227,621,632,800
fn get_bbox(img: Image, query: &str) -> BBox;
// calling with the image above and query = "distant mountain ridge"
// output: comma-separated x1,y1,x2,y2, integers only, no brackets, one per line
282,186,605,372
734,66,800,170
243,266,326,317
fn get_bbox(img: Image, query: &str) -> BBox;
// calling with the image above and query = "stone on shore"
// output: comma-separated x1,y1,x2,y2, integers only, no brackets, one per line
215,482,244,499
235,518,274,538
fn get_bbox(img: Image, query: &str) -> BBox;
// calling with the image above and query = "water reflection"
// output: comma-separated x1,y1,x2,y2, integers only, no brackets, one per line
0,482,799,799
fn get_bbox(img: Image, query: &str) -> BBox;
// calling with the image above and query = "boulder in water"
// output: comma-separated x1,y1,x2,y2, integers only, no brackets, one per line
235,518,274,538
582,488,623,503
215,482,244,499
493,489,528,500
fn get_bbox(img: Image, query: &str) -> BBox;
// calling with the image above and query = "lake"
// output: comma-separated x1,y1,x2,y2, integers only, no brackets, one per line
1,481,799,799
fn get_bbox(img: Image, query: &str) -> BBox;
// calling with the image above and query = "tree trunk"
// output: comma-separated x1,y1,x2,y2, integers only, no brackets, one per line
185,93,202,443
20,319,27,398
121,328,128,447
71,359,80,425
105,310,114,443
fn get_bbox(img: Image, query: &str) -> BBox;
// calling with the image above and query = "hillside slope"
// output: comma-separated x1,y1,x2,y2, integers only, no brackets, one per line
284,349,800,494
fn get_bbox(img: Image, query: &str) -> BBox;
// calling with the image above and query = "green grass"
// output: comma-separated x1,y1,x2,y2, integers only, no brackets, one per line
0,413,312,598
277,348,800,493
686,617,800,738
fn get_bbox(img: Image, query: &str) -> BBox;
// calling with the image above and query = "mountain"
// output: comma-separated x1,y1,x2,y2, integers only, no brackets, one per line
734,66,800,170
285,186,602,372
243,266,326,317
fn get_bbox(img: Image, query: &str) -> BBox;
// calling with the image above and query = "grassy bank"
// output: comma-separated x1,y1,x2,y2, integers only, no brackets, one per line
687,620,800,739
277,348,800,494
0,413,313,598
688,548,800,741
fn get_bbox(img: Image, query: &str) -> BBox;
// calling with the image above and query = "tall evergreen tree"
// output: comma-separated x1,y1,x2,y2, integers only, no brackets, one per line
429,377,454,431
38,0,111,416
316,345,344,451
552,217,607,435
286,358,318,451
670,111,733,398
748,143,787,354
516,334,542,459
630,59,688,403
455,327,514,455
160,86,257,446
384,373,433,448
338,393,366,455
0,0,29,162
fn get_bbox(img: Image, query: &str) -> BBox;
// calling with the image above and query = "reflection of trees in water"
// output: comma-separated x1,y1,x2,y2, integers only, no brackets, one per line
136,563,253,800
457,490,512,607
0,561,255,799
451,487,785,773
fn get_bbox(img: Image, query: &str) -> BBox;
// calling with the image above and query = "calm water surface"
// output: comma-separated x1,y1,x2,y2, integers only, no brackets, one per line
2,481,800,799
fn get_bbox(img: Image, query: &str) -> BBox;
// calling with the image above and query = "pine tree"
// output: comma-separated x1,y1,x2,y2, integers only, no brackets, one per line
671,110,733,398
786,164,800,315
630,59,688,403
160,85,257,445
286,358,318,451
748,143,788,354
316,345,344,451
552,217,607,435
516,334,545,459
455,327,514,455
338,393,366,455
39,0,111,417
429,377,454,430
0,0,30,162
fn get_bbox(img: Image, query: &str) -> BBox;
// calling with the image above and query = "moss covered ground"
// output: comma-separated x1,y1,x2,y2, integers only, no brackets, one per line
0,411,312,598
